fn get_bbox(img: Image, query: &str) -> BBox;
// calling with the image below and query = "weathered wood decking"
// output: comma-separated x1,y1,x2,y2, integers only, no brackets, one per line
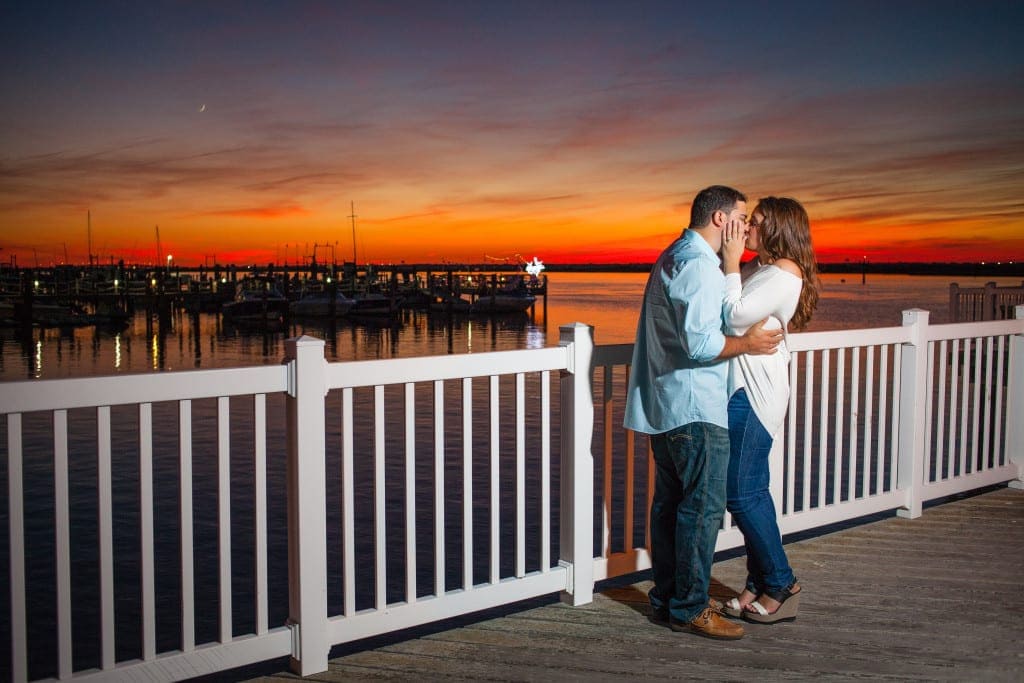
239,486,1024,682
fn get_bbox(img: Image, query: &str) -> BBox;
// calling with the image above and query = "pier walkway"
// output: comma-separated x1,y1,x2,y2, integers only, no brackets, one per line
239,486,1023,682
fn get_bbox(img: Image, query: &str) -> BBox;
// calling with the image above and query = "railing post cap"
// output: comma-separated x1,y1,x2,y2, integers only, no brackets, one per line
901,308,930,324
286,335,325,348
558,322,594,344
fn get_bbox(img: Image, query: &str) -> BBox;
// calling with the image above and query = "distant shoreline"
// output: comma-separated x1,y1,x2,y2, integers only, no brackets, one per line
545,262,1024,277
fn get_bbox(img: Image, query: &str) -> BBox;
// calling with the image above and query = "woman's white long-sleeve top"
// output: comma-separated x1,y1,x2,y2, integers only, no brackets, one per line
723,264,803,437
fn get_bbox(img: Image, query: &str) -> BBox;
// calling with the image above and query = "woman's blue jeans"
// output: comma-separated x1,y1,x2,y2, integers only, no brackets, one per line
726,389,795,595
648,421,729,622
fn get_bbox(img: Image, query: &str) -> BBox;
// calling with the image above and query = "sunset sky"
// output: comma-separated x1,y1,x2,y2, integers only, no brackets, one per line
1,1,1022,266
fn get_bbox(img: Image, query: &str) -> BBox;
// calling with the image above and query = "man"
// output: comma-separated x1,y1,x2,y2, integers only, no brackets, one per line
624,185,781,640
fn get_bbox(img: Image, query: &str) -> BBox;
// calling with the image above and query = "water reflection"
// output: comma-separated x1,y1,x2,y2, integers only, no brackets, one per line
0,307,547,381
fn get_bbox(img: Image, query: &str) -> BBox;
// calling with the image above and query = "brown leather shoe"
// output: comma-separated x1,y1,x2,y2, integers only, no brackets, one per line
670,606,745,640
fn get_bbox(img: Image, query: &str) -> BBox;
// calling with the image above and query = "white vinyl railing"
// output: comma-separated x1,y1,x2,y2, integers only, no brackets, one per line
3,313,1023,681
949,281,1024,321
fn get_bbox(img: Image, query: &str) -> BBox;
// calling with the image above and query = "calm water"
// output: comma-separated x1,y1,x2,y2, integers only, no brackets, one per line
2,272,1018,382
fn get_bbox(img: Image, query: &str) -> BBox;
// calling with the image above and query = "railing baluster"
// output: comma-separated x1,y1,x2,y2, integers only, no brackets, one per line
924,342,935,482
342,388,355,616
139,402,156,660
180,399,195,651
993,337,1006,466
94,405,116,669
950,339,963,476
54,409,72,679
217,396,232,643
254,393,268,635
863,346,875,499
787,352,798,512
623,374,635,552
982,337,994,469
489,375,500,584
803,351,814,511
515,373,526,578
435,380,447,593
374,385,386,610
462,378,474,585
541,369,552,570
819,349,829,507
876,346,889,494
971,338,983,473
936,340,948,480
959,340,971,474
602,366,613,556
8,414,26,683
890,341,902,492
405,382,417,603
834,348,844,504
849,347,859,502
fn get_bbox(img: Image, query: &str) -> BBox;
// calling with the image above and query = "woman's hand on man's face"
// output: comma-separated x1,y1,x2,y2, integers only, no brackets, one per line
721,218,748,267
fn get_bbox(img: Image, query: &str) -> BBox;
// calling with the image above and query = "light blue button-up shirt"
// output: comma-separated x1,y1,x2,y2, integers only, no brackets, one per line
623,229,728,434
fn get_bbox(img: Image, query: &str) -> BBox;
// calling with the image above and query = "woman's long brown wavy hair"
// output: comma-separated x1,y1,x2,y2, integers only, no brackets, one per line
754,197,820,330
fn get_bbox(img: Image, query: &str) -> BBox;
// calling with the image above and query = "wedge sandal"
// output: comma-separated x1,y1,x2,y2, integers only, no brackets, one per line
722,597,746,618
742,583,800,624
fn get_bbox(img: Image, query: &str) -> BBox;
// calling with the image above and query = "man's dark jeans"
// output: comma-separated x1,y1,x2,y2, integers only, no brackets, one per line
648,421,729,622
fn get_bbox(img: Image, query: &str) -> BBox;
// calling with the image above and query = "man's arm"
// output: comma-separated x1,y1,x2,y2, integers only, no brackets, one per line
715,318,781,360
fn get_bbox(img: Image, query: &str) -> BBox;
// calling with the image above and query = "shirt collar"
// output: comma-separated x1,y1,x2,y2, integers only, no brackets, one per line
682,229,718,260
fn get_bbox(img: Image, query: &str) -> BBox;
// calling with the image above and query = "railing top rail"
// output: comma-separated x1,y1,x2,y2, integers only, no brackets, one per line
951,282,1024,294
325,345,569,389
1,364,289,414
593,343,634,366
924,317,1024,342
786,325,911,352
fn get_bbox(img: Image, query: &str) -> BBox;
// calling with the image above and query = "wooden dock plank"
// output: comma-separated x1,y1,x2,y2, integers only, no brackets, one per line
240,486,1023,682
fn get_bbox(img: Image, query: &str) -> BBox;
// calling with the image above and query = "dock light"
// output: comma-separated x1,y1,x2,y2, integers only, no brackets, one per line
114,279,119,288
151,278,157,286
326,277,332,283
167,254,173,266
34,280,39,288
221,277,227,284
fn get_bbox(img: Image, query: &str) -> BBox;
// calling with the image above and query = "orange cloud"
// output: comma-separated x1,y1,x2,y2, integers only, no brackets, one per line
192,205,311,219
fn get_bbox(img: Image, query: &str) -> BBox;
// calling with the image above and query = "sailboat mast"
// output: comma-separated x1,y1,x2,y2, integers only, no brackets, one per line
349,201,358,264
87,210,92,267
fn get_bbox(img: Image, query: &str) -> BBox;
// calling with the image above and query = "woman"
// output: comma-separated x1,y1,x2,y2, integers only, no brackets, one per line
719,197,820,623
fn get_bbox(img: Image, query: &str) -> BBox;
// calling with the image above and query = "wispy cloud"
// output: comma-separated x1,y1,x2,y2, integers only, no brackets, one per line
190,204,310,219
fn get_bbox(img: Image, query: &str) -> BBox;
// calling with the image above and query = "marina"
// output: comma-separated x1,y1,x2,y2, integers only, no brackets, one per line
0,262,549,330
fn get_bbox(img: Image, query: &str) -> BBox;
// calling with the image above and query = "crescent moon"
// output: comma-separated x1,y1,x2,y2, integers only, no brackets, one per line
199,104,206,112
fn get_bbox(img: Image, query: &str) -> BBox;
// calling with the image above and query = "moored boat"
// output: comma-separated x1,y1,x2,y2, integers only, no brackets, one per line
222,281,289,325
470,293,535,314
428,294,472,314
350,291,401,315
289,291,355,318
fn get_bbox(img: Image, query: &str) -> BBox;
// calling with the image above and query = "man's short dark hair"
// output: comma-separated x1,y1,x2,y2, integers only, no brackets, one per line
689,185,746,228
